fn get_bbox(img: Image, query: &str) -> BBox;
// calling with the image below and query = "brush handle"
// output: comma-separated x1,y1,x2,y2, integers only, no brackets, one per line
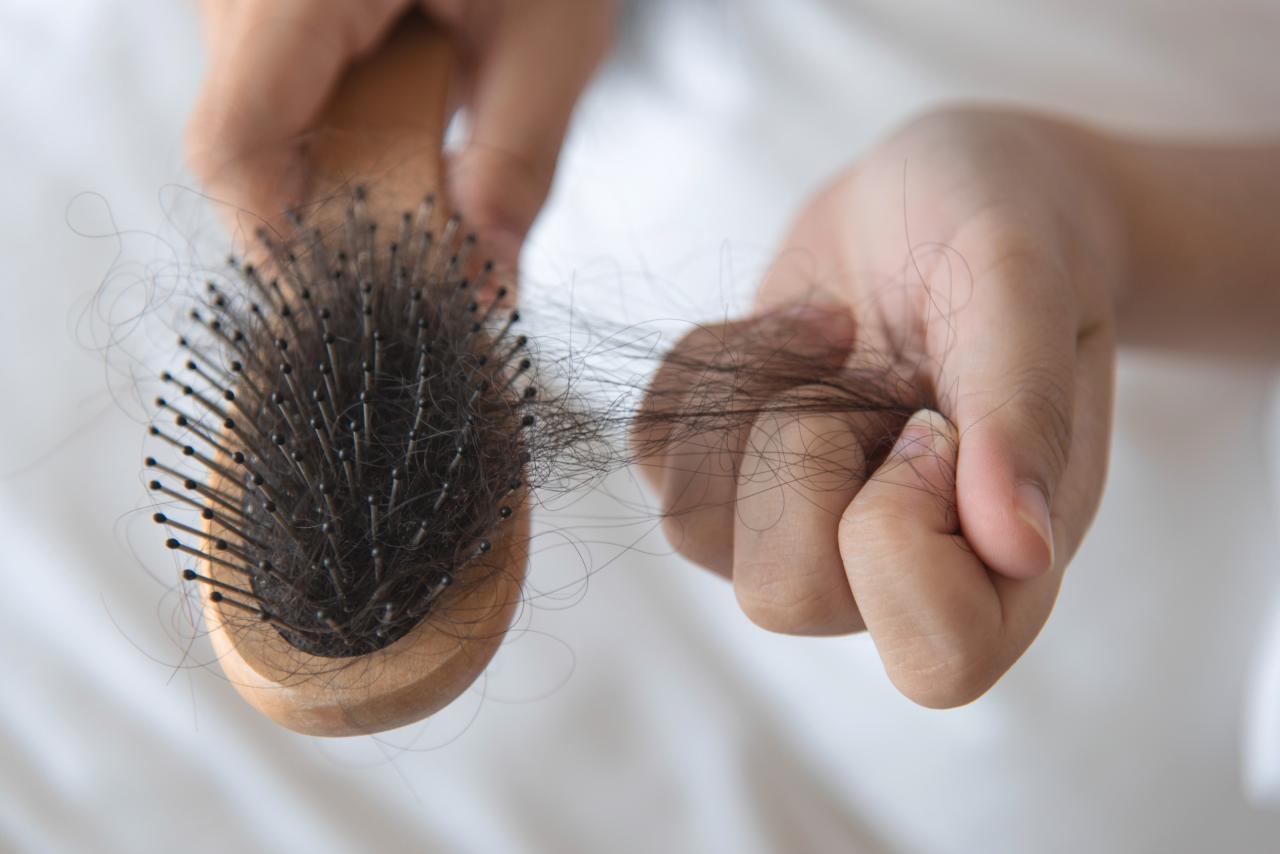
306,11,454,228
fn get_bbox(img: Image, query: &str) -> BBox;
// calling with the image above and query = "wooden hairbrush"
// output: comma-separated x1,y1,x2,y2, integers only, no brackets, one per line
149,14,535,736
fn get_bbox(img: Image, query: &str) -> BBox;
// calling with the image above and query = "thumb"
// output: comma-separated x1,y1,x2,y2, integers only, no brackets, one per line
946,254,1078,581
187,0,411,225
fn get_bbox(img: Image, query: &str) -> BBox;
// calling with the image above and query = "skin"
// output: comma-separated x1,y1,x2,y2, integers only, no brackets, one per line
638,111,1280,707
190,6,1280,709
187,0,616,268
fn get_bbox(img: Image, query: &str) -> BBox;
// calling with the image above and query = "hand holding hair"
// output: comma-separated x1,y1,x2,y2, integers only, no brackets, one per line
637,107,1280,707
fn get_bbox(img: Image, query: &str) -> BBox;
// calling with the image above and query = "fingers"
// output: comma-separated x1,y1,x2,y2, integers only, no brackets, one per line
188,0,410,222
732,393,870,635
632,306,857,576
841,403,1094,708
839,410,1011,707
190,0,609,264
195,0,234,49
944,242,1079,580
444,0,615,270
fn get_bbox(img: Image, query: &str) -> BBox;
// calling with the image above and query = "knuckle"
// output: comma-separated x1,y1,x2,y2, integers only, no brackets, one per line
739,411,800,480
844,503,919,556
450,149,551,236
735,564,848,635
752,400,865,485
660,512,731,575
883,638,999,709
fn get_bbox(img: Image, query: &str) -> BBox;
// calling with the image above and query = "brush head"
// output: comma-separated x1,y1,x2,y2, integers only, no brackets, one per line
147,190,540,733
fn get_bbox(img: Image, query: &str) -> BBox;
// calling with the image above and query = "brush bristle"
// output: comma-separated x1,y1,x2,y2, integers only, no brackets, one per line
148,191,535,658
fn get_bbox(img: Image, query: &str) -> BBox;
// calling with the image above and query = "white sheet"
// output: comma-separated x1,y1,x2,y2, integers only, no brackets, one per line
2,0,1279,851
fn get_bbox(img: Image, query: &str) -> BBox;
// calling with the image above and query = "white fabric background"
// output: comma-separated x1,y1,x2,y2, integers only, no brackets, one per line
1,0,1278,851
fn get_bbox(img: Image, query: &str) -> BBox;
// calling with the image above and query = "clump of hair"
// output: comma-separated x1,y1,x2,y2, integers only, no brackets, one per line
146,190,557,658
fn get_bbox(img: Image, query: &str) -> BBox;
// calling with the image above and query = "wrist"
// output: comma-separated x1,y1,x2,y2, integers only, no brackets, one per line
1040,118,1135,324
1077,129,1280,356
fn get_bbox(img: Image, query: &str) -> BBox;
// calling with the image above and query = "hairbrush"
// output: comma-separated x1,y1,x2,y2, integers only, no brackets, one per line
146,15,547,736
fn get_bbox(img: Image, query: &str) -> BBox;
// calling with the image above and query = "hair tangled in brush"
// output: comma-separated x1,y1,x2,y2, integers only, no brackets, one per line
145,190,579,658
142,189,934,666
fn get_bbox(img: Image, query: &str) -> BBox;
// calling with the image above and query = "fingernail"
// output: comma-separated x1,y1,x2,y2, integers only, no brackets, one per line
893,415,937,460
1014,481,1055,573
